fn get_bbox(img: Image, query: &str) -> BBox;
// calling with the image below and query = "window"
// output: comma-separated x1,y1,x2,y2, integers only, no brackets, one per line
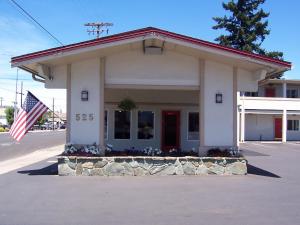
138,111,154,139
188,112,199,140
287,89,298,98
244,92,258,97
287,120,299,131
114,111,131,139
104,110,108,139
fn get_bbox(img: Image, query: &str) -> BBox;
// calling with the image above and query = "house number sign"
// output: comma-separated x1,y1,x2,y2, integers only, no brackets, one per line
75,113,94,121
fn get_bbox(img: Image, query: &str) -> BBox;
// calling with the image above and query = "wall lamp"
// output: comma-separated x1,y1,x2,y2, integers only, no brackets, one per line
81,90,89,101
215,92,223,104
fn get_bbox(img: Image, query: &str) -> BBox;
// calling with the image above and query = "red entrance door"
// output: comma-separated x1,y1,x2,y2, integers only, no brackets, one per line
274,118,282,139
161,111,180,151
265,88,275,97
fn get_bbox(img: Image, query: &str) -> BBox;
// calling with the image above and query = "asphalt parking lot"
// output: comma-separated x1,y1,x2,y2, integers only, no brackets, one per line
0,142,299,225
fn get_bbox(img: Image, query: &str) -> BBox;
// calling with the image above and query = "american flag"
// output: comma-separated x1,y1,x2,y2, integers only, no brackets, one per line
9,91,48,141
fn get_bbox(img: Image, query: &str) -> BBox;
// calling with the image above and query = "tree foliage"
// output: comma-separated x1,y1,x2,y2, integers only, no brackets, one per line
5,106,14,126
213,0,283,60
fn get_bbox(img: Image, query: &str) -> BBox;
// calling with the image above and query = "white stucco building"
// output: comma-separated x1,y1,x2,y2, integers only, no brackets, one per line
239,79,300,142
11,27,292,155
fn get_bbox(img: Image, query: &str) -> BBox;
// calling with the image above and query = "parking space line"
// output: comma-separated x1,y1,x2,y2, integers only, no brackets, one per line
243,142,275,148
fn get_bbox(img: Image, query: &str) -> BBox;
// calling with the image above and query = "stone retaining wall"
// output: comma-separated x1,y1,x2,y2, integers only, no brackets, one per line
57,156,247,176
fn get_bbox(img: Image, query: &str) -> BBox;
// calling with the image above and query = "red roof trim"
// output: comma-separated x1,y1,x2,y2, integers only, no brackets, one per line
11,27,291,68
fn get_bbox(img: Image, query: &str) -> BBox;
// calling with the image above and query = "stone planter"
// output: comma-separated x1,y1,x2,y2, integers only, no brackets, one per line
57,156,247,176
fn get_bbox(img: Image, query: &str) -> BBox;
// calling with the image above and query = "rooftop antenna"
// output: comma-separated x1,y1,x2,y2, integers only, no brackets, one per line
84,22,113,38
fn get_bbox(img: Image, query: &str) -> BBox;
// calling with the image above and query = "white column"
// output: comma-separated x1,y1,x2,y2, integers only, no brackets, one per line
282,109,287,143
198,59,205,155
240,93,245,143
232,67,238,148
283,82,287,98
66,64,71,143
237,91,240,147
99,57,105,155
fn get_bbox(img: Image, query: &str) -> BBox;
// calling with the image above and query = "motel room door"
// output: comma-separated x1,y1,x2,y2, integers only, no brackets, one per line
274,118,282,140
265,88,276,97
161,111,180,151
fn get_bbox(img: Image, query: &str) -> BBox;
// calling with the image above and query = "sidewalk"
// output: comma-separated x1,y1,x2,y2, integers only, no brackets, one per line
0,145,63,175
0,129,65,135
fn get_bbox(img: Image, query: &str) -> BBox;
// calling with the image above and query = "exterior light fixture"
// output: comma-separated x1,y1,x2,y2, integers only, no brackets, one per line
81,90,88,101
216,93,223,104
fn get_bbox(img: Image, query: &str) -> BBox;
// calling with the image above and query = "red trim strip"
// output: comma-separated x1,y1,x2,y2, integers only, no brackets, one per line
11,27,291,68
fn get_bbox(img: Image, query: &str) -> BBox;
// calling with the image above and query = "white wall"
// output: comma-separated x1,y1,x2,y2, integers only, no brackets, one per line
45,64,67,89
105,50,199,86
70,58,101,145
287,115,300,141
105,89,199,104
245,114,274,141
237,68,258,92
203,60,234,146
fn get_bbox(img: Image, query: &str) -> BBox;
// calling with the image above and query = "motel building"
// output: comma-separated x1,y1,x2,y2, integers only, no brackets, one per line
240,79,300,142
11,27,293,158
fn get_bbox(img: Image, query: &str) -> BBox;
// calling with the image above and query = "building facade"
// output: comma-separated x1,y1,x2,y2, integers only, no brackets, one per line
239,79,300,142
11,27,291,154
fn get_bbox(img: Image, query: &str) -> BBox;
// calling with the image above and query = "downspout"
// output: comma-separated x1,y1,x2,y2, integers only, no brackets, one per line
19,65,45,83
32,73,45,83
259,68,290,85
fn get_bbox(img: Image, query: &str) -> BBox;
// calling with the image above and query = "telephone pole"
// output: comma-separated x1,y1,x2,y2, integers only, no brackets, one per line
17,81,24,107
84,22,113,38
0,97,3,107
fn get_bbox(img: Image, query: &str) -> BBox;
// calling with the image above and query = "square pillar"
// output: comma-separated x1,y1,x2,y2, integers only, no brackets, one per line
198,58,205,155
282,109,287,143
240,93,245,143
66,64,71,143
232,67,238,148
283,81,287,98
99,57,106,154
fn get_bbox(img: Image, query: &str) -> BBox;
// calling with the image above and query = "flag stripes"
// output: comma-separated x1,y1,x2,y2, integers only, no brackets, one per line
9,92,48,142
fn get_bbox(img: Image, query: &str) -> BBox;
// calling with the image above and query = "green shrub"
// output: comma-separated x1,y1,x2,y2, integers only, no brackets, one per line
0,127,5,132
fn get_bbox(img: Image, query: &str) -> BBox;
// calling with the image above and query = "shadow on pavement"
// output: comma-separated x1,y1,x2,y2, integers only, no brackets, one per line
239,149,269,157
18,163,58,175
247,164,281,178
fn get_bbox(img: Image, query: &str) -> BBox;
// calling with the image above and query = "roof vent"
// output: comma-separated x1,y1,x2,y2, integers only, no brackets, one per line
144,46,163,55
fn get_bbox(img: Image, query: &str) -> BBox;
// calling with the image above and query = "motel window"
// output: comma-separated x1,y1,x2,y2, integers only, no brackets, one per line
188,112,199,140
287,89,298,98
244,92,258,97
287,120,299,131
114,111,131,139
104,110,108,139
138,111,154,139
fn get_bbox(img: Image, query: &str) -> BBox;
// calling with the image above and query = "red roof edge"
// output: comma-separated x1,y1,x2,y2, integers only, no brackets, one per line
11,27,292,68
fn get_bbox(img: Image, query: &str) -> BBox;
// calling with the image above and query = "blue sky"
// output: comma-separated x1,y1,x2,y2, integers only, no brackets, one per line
0,0,299,111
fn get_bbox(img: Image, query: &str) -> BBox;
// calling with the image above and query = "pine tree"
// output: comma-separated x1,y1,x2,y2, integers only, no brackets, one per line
213,0,283,60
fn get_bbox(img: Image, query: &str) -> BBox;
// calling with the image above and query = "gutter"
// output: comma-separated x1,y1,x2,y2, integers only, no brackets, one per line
259,67,290,86
19,66,45,83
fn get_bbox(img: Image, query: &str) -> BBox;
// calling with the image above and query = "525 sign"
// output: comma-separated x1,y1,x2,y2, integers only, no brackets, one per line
75,113,94,121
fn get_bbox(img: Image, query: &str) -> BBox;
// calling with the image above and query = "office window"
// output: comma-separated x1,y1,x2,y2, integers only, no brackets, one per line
287,120,299,131
188,112,199,140
114,111,131,139
138,111,154,139
287,89,298,98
